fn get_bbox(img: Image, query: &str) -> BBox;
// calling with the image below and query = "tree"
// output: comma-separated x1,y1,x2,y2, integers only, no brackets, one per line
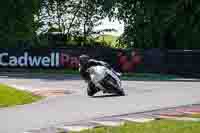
100,0,200,49
0,0,40,48
37,0,115,46
37,0,83,36
78,0,115,44
164,0,200,49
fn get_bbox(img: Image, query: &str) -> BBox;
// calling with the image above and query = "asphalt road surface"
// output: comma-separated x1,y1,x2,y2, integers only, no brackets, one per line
0,75,200,133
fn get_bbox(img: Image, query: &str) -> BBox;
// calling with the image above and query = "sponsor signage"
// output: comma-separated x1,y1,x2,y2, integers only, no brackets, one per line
0,52,79,68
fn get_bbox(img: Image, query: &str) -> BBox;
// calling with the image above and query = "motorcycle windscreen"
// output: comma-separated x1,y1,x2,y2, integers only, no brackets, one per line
88,66,107,83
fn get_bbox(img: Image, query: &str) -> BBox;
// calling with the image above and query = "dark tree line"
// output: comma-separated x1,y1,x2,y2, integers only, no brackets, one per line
1,0,200,49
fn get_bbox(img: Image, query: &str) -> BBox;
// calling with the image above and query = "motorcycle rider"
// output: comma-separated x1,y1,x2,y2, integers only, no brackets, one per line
79,54,120,96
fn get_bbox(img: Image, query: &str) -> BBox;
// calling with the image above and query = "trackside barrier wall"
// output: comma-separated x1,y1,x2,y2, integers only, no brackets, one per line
0,48,199,77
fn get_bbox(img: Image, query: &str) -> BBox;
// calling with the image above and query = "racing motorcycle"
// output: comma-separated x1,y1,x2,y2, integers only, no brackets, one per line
86,65,125,96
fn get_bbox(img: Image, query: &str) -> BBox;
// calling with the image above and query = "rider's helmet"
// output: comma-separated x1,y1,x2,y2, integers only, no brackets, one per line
79,54,90,66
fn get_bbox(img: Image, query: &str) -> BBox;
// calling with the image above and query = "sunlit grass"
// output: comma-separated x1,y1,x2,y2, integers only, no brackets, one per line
69,120,200,133
0,84,42,107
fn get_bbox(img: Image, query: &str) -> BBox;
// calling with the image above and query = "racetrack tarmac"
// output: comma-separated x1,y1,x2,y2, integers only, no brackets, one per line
0,75,200,133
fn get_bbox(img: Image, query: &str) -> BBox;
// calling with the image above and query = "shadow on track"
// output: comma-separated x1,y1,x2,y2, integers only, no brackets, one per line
92,94,126,98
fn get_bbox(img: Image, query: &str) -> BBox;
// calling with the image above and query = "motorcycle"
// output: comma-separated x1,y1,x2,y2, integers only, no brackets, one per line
86,65,125,96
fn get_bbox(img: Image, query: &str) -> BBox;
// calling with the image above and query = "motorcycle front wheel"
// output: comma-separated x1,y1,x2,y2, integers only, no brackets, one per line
87,82,100,96
101,75,125,96
115,88,125,96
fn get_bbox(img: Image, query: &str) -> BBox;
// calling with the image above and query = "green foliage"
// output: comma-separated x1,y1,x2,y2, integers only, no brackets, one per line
0,0,40,48
102,0,200,49
96,34,124,48
2,0,200,49
38,0,82,36
38,0,114,40
35,32,122,49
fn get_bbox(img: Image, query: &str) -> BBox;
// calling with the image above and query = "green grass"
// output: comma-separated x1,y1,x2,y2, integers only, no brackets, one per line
3,68,181,81
122,73,179,80
24,70,180,81
187,114,200,118
3,68,79,75
26,68,79,75
69,120,200,133
0,84,42,107
96,35,119,47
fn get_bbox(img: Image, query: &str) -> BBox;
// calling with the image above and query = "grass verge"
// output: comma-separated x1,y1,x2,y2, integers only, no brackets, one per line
4,68,80,75
69,120,200,133
0,84,42,107
2,68,181,81
122,73,179,80
187,114,200,118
